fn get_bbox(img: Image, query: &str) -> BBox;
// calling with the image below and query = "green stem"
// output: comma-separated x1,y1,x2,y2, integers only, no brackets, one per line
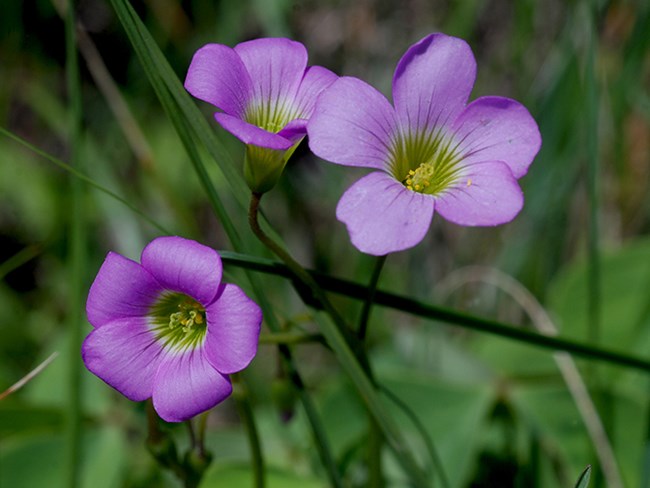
232,373,265,488
283,345,343,486
367,417,383,488
249,192,429,487
358,255,387,341
585,0,601,350
64,0,84,486
259,332,325,345
248,192,367,371
358,255,388,487
196,412,209,460
220,251,650,374
381,386,450,488
0,127,170,234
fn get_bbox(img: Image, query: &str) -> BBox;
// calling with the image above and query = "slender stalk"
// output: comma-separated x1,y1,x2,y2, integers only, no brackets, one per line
584,4,604,485
249,192,429,486
196,412,209,459
585,0,601,350
248,192,367,371
358,255,387,341
0,352,59,401
381,386,450,488
358,255,388,487
64,0,85,485
0,128,170,234
0,244,42,281
279,343,343,487
367,417,384,488
232,373,265,488
219,250,650,374
259,332,325,345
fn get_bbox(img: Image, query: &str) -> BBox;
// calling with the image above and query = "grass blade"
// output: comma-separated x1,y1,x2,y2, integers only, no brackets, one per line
574,465,592,488
64,0,85,485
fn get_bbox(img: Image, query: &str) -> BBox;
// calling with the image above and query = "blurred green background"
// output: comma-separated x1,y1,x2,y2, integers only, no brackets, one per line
1,0,649,486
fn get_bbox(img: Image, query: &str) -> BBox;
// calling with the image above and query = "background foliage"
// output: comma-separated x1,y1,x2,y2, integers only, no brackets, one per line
1,0,649,486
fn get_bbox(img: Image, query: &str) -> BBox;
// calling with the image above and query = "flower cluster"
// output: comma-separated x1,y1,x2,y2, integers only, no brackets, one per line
84,33,540,422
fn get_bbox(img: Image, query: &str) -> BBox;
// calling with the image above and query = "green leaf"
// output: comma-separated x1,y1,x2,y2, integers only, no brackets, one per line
574,465,591,488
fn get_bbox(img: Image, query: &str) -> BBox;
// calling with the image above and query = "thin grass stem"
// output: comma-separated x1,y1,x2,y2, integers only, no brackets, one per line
232,373,265,488
0,128,170,234
64,1,85,485
249,192,429,487
358,255,387,341
358,255,388,487
219,250,650,374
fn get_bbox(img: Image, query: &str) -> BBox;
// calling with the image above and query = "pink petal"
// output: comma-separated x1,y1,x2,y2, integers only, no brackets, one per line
393,33,476,131
152,348,232,422
140,236,222,306
277,119,308,144
82,317,164,401
86,252,164,327
184,43,253,118
452,96,541,179
336,172,434,255
214,112,295,150
293,65,338,117
204,284,262,374
435,161,524,226
307,77,398,170
234,38,308,109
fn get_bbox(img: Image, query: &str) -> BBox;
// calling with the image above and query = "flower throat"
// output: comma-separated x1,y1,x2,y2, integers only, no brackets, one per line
150,293,207,350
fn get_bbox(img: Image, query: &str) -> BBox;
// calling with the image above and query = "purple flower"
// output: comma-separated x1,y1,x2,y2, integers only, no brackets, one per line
185,37,337,193
307,33,541,256
82,236,262,422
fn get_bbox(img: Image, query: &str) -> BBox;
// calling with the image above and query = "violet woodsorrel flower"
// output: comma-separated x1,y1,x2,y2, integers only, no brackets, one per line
185,37,337,193
82,236,262,422
307,33,542,256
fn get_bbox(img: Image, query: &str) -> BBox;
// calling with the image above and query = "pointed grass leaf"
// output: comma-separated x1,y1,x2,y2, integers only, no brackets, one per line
574,465,591,488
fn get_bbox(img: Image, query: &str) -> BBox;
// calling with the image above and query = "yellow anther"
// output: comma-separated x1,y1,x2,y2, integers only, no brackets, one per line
168,300,206,333
466,178,472,187
403,162,436,193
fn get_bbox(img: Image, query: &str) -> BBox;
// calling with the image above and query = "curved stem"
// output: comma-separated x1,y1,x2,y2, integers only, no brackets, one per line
248,192,367,371
249,192,429,487
381,386,450,488
358,255,387,341
232,373,265,488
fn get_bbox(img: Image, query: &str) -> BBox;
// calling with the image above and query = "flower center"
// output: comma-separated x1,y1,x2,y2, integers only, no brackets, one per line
150,293,207,351
245,99,299,134
168,298,206,333
404,163,435,192
392,129,465,195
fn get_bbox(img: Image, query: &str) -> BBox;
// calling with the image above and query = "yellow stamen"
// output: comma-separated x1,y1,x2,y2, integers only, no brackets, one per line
403,161,436,193
168,299,206,334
